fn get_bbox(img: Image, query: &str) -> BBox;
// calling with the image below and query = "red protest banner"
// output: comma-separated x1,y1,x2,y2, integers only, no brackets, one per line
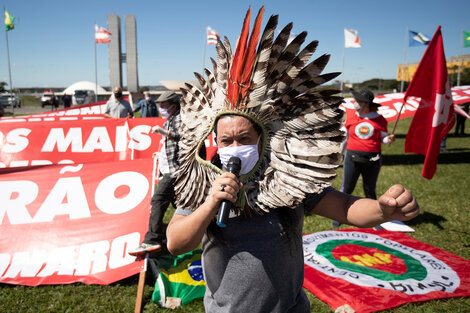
303,229,470,313
0,118,164,168
0,159,153,286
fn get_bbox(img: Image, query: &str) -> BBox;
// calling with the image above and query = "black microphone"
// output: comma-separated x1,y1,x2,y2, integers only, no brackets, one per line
217,156,241,228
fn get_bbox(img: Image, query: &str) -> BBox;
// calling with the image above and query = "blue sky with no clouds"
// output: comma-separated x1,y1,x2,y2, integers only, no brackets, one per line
1,0,469,89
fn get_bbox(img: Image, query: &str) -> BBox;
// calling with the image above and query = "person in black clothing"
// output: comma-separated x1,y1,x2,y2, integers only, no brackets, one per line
455,102,469,136
50,95,58,110
62,94,72,108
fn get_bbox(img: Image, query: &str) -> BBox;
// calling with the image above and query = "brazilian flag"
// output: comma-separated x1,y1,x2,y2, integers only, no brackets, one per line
464,31,470,48
152,249,205,308
4,9,14,31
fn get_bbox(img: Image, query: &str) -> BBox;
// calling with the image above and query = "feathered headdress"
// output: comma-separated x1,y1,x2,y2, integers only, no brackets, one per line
175,6,344,213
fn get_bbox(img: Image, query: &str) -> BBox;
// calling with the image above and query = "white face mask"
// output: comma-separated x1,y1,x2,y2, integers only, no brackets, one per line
218,137,260,175
159,107,171,119
145,97,151,101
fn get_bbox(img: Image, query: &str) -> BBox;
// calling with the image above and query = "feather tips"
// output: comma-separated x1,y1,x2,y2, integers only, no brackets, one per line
175,7,345,212
227,8,252,106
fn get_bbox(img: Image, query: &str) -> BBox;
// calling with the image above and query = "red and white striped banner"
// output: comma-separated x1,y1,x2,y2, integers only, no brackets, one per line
341,85,470,122
0,118,164,168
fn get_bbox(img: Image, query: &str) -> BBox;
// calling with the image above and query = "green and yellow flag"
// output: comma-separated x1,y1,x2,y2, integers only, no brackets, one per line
4,9,14,31
152,249,205,308
464,31,470,48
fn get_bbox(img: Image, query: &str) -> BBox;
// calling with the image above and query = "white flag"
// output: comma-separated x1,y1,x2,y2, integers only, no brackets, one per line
344,28,361,48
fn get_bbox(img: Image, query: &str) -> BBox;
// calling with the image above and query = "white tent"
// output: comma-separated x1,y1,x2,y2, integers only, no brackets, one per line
63,81,109,105
63,81,108,95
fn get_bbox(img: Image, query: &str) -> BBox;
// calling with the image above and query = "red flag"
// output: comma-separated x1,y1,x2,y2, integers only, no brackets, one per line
403,26,455,179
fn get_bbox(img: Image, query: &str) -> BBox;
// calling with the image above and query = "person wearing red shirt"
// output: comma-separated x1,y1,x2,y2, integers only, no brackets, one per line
340,89,395,200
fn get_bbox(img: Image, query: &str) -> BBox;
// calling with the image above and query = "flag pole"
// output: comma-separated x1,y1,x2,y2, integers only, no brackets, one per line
94,23,98,102
390,100,406,136
4,7,14,115
400,26,408,93
202,26,207,72
340,43,345,96
457,29,463,86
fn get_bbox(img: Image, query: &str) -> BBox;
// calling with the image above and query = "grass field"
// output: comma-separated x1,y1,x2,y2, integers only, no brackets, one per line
20,95,41,107
1,116,469,312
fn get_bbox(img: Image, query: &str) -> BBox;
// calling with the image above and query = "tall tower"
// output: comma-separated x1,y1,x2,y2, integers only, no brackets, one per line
107,14,122,88
125,15,139,92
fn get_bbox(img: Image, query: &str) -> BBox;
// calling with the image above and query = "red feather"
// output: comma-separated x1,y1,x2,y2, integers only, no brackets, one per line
227,6,265,108
240,6,264,101
228,8,252,107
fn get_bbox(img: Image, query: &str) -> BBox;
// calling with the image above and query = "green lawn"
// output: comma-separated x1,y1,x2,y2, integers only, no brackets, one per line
1,117,469,312
20,95,41,107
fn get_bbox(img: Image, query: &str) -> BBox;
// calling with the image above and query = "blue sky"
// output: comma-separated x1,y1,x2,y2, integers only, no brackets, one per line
2,0,469,89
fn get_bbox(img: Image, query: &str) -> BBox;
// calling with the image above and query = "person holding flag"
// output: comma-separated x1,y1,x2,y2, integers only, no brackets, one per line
339,89,395,201
332,89,395,227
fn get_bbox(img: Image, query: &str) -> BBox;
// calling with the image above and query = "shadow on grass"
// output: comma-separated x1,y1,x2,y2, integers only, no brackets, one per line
406,211,447,230
393,133,470,139
383,152,470,165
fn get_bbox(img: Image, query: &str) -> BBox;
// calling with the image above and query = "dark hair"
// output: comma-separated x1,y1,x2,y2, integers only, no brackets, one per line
171,98,181,109
214,114,262,136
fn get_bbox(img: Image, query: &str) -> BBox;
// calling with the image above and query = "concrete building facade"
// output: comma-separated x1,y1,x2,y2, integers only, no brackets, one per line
107,14,122,88
107,14,139,92
125,15,139,92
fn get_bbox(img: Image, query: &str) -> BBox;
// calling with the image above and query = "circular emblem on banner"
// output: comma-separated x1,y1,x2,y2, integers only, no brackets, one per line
355,122,374,139
303,231,460,295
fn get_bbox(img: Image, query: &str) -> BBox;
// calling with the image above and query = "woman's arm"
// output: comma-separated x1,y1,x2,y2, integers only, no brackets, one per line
381,131,395,145
311,184,419,228
166,172,242,255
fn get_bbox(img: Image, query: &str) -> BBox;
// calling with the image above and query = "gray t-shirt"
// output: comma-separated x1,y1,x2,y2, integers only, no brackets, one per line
105,98,133,118
174,187,332,313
